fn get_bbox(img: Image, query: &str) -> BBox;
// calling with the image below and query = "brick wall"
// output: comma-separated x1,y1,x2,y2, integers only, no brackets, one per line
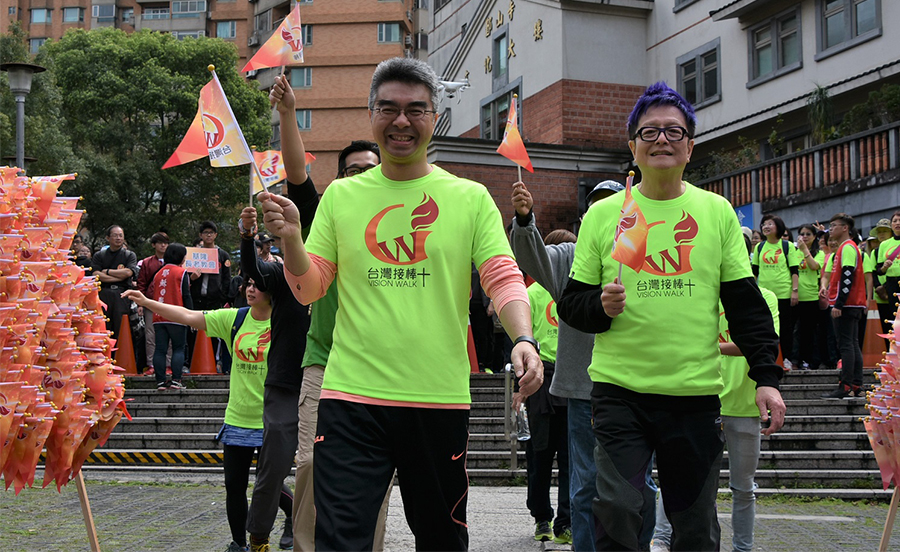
461,79,645,150
437,161,621,236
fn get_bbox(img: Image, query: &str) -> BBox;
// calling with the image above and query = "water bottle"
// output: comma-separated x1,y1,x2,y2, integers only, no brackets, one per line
516,403,531,441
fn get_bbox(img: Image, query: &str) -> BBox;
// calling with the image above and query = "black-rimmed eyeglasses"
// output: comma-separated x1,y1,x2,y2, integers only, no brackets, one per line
633,126,690,142
373,106,437,120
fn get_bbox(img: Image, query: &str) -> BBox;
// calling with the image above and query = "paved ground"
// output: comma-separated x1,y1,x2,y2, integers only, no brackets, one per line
1,471,899,551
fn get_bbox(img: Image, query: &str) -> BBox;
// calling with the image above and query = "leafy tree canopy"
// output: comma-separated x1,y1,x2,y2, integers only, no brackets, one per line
4,27,270,256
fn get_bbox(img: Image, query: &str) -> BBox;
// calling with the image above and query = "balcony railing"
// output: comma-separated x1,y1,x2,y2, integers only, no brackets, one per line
695,121,900,206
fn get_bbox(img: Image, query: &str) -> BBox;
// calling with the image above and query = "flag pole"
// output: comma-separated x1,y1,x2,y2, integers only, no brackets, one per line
616,170,636,283
517,165,522,183
250,146,257,206
880,485,900,552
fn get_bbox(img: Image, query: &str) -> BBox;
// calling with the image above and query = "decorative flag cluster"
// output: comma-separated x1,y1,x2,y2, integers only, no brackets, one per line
864,309,900,490
496,94,533,173
0,168,128,495
241,3,305,72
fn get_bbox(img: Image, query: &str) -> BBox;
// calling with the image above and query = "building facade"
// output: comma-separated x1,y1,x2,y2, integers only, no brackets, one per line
421,0,899,233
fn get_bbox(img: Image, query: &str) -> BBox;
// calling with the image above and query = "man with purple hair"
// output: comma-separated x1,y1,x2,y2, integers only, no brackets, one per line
557,82,785,551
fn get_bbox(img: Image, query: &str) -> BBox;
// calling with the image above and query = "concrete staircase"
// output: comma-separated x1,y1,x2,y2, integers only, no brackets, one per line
78,369,888,497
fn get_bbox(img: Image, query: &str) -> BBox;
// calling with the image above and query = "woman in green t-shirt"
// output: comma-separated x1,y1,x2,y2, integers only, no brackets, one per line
752,214,800,370
124,279,292,552
794,224,823,370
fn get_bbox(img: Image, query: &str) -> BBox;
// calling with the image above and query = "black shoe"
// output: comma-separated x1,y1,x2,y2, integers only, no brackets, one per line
279,516,293,550
156,381,169,391
821,385,850,399
853,386,867,398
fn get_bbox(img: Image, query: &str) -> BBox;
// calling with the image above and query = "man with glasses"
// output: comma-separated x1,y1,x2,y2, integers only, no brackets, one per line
260,57,543,551
558,82,784,551
821,213,866,399
92,224,139,353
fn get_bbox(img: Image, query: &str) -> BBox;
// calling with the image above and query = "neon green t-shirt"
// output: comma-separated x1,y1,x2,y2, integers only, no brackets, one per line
204,308,271,429
304,165,513,404
719,287,779,417
570,182,752,396
528,283,558,363
877,238,900,278
751,240,800,299
798,250,824,302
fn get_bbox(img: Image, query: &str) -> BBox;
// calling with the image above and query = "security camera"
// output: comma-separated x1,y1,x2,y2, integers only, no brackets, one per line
439,79,469,100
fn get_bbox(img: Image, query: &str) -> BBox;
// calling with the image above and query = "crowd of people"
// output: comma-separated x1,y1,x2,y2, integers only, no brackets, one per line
67,56,891,552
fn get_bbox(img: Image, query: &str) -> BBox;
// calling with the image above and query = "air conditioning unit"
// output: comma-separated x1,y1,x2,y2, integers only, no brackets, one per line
406,10,413,20
246,70,258,78
248,33,260,46
197,30,205,37
404,34,412,46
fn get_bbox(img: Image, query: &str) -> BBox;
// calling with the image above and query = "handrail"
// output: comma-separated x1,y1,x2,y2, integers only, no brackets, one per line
694,120,900,205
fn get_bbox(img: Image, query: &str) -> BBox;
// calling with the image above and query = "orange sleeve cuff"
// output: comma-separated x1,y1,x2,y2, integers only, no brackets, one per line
283,254,336,304
479,255,528,313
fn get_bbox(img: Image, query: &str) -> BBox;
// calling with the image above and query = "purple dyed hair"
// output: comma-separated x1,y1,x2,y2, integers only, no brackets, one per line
626,82,697,139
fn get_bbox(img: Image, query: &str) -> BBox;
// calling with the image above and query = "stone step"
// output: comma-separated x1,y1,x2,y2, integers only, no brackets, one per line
760,432,870,451
778,384,875,400
779,415,866,433
755,450,876,470
125,374,232,390
115,417,224,434
121,403,228,417
124,389,229,403
105,433,221,450
780,399,869,415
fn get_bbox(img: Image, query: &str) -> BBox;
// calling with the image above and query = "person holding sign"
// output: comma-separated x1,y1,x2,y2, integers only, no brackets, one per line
189,221,233,372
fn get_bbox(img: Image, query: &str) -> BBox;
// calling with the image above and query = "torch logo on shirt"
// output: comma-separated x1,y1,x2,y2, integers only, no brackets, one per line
761,247,784,264
546,300,558,327
202,114,226,149
365,194,439,266
642,210,698,277
234,328,271,363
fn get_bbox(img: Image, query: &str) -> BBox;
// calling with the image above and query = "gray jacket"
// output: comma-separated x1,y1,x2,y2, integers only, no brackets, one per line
510,213,595,400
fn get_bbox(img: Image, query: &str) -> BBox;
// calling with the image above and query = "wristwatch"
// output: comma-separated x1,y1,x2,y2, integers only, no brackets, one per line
238,219,256,240
514,335,540,355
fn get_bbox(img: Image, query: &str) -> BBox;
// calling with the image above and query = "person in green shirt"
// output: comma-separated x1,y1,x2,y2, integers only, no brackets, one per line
124,280,292,552
795,223,823,370
751,214,800,370
870,218,894,347
557,81,784,551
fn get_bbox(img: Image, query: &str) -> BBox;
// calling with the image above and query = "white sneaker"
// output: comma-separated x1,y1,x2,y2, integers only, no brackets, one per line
650,540,670,552
783,359,794,371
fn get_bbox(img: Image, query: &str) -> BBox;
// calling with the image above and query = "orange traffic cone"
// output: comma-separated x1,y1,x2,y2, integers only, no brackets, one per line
467,319,479,373
864,300,887,368
190,329,218,374
114,314,137,375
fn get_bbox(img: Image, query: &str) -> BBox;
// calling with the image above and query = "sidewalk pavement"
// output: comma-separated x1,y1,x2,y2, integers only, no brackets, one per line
0,471,897,551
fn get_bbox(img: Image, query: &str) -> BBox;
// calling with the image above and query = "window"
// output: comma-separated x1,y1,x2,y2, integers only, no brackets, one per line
172,0,205,18
172,31,204,39
217,21,237,39
30,38,46,54
817,0,881,58
296,110,312,130
297,0,313,3
291,67,312,88
749,9,801,86
301,24,312,45
143,8,170,19
92,4,116,21
377,23,400,43
121,8,133,24
31,8,50,24
676,38,721,109
493,31,509,89
480,80,521,140
673,0,700,11
8,7,15,15
255,10,271,32
63,7,85,22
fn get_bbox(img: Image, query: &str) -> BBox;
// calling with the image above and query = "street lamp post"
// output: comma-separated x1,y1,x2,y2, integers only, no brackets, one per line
0,62,46,172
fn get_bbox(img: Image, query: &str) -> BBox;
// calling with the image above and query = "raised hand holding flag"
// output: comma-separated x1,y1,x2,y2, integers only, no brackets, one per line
242,3,304,72
611,171,661,279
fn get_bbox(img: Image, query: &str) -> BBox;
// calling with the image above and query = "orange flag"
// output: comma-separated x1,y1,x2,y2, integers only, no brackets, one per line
496,95,533,173
611,172,657,273
251,150,287,194
163,67,254,169
242,3,304,72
